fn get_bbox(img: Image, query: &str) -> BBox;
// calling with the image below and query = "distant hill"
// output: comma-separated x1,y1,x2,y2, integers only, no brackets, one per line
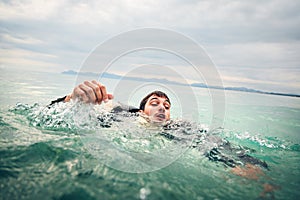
62,70,122,79
62,70,185,85
62,70,300,98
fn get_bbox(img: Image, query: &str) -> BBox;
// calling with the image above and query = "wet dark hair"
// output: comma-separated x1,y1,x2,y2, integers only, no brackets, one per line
139,91,171,111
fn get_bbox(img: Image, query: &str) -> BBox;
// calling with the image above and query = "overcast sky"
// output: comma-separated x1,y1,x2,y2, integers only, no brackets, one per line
0,0,299,94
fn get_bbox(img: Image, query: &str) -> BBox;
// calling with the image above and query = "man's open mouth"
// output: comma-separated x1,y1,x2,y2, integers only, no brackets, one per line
155,113,166,120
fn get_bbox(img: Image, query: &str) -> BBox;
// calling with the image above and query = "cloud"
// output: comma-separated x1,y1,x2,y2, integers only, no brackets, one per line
0,0,299,93
220,67,300,93
207,41,300,68
0,0,63,20
1,32,44,45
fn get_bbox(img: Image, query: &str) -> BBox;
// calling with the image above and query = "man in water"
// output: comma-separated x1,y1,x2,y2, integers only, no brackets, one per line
51,80,171,124
50,80,277,195
51,80,267,166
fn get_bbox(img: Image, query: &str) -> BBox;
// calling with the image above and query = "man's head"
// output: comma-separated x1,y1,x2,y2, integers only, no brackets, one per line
139,91,171,123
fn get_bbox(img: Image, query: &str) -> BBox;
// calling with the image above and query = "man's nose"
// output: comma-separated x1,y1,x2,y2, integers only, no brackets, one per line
158,104,165,112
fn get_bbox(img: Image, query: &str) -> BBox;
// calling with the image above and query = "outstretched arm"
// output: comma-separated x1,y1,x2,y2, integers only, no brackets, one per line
66,80,113,104
49,80,114,107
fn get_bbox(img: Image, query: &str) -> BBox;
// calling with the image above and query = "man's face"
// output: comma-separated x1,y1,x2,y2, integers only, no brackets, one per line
141,95,171,123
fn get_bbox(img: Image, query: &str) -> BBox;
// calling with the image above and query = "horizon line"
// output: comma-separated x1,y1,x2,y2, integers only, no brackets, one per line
61,70,300,98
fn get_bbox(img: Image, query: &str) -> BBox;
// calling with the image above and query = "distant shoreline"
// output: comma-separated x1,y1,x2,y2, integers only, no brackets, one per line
62,70,300,98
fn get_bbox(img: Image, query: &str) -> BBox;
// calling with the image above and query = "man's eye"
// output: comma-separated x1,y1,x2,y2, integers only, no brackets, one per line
151,102,158,106
164,105,170,110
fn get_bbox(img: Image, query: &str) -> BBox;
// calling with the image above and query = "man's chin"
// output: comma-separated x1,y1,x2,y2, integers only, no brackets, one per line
151,117,168,124
140,113,169,125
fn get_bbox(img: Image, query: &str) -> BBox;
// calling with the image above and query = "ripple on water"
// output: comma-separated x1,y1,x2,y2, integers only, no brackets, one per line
1,101,299,199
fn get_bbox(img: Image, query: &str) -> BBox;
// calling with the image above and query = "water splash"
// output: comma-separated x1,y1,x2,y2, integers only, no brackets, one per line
10,101,296,153
10,101,111,131
9,101,210,172
219,129,298,152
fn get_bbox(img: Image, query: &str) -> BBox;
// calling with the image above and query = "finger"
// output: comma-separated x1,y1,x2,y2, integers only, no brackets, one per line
86,80,103,104
97,83,108,103
73,87,89,103
108,93,114,100
79,83,97,103
92,81,114,102
91,80,103,104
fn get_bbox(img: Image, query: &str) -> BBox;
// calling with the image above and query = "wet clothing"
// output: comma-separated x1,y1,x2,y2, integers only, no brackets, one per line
111,103,140,113
49,96,268,169
205,141,268,169
48,96,140,112
163,120,269,169
48,96,67,108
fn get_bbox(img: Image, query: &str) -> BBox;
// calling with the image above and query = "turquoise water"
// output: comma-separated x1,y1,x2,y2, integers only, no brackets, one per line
1,68,300,199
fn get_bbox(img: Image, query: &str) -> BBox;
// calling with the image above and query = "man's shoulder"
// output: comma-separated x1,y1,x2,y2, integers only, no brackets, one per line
111,102,140,113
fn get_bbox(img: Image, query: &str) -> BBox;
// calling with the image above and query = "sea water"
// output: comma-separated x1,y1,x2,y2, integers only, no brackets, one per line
0,67,299,199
